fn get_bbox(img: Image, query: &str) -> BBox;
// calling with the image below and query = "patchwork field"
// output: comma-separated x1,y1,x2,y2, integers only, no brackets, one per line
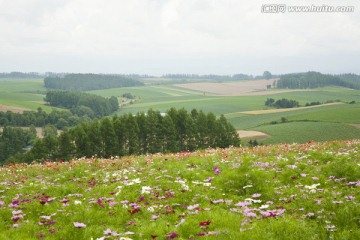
1,78,360,145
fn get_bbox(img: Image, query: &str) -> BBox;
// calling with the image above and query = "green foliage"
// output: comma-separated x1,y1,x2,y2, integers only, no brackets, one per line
0,126,36,164
254,122,360,144
277,71,360,89
265,98,299,108
44,91,119,118
44,74,144,91
0,109,80,129
23,108,240,162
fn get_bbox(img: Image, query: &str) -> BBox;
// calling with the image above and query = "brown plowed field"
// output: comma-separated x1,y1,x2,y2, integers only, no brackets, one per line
0,105,30,113
175,80,312,96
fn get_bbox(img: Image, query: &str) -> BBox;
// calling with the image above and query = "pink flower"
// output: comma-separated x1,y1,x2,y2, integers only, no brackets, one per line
252,193,261,198
235,201,252,208
187,204,199,210
151,215,159,220
109,201,118,207
300,174,307,177
211,199,224,204
73,222,86,228
213,166,221,175
312,177,319,181
204,177,213,183
0,201,4,206
166,232,179,239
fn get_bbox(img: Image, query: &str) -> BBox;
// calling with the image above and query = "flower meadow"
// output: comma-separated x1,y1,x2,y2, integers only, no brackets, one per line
1,140,360,240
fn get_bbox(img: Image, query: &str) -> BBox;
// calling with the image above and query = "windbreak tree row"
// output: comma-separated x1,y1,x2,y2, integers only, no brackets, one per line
44,74,144,91
23,108,240,162
275,71,360,89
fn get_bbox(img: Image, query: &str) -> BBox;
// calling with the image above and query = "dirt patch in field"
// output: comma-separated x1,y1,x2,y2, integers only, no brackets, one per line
351,124,360,128
238,102,343,115
0,105,31,113
175,80,313,96
237,130,269,139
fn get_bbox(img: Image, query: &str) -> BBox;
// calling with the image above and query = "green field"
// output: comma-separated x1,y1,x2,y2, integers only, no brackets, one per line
0,79,54,111
1,78,359,144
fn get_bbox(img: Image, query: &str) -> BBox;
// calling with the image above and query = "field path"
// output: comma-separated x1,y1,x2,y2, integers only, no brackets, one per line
0,104,31,113
237,130,269,139
232,102,343,115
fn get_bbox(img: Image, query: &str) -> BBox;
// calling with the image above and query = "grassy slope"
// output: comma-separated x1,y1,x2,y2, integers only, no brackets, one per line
0,79,54,112
0,140,359,239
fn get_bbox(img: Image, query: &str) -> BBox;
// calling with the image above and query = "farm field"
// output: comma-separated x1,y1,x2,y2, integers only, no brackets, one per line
0,79,53,112
1,78,360,144
0,140,359,239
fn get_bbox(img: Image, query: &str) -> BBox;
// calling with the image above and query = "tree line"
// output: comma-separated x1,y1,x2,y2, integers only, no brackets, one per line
265,98,299,108
45,91,119,118
44,74,144,91
16,108,240,163
275,72,360,89
0,108,91,130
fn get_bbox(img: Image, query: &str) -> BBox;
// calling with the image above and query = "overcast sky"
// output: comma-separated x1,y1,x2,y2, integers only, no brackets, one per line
0,0,359,75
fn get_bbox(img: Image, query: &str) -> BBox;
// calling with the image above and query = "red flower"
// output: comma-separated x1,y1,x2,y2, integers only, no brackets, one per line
199,220,211,227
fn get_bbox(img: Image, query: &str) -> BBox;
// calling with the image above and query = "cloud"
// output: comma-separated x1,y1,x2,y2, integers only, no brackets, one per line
0,0,359,74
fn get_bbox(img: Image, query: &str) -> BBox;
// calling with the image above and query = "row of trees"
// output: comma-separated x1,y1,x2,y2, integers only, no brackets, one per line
19,109,240,163
45,91,119,118
162,71,276,81
0,108,90,129
44,74,144,91
275,72,360,89
265,98,300,108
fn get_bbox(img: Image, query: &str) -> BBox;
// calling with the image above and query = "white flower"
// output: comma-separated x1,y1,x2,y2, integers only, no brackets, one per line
74,200,82,205
141,186,152,194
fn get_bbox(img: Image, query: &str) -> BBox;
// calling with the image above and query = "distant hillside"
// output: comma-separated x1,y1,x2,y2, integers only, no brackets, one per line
44,74,144,91
276,71,360,89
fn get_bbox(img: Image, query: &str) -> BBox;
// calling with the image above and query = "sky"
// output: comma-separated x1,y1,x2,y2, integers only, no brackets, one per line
0,0,359,75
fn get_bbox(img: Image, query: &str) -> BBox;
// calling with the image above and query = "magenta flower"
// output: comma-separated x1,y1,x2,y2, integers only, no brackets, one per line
166,232,179,239
213,166,221,175
73,222,86,228
97,199,105,208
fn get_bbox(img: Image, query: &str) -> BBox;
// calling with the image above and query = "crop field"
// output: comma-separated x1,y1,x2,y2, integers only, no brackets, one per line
1,78,360,144
0,79,53,112
0,140,359,239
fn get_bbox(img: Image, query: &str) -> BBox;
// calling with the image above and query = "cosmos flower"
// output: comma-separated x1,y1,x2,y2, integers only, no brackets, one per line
73,222,86,228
